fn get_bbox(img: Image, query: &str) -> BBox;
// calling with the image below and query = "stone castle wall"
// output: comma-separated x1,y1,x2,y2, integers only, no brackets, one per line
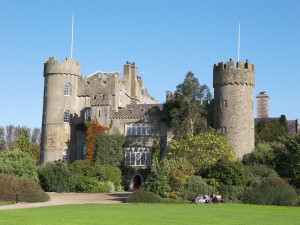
213,60,255,159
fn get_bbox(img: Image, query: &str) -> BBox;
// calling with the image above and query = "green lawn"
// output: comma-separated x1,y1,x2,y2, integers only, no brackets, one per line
0,203,299,225
0,201,13,206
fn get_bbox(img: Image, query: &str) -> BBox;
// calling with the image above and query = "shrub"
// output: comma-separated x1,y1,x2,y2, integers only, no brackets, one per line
243,177,298,206
0,149,38,182
219,185,245,203
244,143,275,166
182,176,214,202
128,189,188,204
245,164,279,187
202,158,247,187
147,158,194,198
38,160,122,193
38,161,76,192
0,173,49,203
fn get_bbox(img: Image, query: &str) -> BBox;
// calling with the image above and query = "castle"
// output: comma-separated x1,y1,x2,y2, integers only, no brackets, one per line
40,57,255,165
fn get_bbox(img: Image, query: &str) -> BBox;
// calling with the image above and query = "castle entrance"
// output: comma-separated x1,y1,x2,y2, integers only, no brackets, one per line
133,175,142,190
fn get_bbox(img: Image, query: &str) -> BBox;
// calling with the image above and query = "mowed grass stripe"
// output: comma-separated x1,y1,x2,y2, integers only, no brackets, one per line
0,203,299,225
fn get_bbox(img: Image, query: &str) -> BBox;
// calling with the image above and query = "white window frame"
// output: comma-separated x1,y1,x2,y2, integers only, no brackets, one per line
125,147,151,167
64,83,71,96
64,109,70,123
125,123,152,136
84,107,92,122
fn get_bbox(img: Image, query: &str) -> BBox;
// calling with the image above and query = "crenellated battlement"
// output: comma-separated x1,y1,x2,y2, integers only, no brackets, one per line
44,57,81,76
213,59,255,88
213,59,255,72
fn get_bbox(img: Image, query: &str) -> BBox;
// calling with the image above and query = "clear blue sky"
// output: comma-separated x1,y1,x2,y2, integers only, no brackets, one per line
0,0,299,128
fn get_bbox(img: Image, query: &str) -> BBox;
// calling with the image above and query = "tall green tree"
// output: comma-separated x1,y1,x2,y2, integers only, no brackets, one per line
272,133,300,188
164,71,211,139
17,129,32,154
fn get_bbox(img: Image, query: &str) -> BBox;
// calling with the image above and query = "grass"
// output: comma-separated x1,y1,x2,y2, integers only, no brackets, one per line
0,201,14,206
0,203,299,225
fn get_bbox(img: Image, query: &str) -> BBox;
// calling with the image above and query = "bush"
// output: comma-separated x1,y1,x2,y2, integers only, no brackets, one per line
128,189,188,204
38,160,122,193
243,177,298,206
146,158,194,198
0,149,38,182
182,176,214,202
202,158,247,187
219,185,245,203
245,164,279,187
0,173,49,203
38,161,76,192
243,143,275,166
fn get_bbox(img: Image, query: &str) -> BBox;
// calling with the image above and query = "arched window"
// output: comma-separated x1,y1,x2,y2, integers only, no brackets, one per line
64,110,70,123
64,83,71,96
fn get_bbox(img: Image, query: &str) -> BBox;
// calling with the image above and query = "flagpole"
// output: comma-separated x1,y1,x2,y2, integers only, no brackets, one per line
71,15,74,58
238,22,240,62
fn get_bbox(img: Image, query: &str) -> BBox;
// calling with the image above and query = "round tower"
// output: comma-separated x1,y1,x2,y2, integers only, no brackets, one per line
213,59,255,159
41,57,81,163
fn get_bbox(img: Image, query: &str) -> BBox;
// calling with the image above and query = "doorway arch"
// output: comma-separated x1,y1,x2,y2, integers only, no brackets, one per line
133,175,142,190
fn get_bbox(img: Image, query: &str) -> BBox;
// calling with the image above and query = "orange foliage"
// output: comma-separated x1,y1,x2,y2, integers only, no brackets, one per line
86,119,109,161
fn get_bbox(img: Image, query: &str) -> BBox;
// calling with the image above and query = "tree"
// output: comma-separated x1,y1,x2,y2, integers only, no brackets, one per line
203,158,247,187
255,115,288,143
86,119,109,161
31,127,41,144
272,133,300,188
0,126,5,151
164,71,212,139
17,129,32,154
0,149,38,182
168,131,236,172
94,134,128,167
244,142,276,167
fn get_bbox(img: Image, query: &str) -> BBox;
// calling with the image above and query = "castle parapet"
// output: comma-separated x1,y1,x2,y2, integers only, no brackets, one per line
213,60,255,88
44,57,80,76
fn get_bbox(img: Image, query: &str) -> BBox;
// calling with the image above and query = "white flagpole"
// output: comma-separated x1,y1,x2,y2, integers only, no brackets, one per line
71,15,74,58
238,22,240,62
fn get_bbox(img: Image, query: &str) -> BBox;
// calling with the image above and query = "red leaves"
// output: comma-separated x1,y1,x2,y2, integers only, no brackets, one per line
86,119,109,161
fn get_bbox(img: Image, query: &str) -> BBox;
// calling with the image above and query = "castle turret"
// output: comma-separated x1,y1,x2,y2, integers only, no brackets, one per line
213,59,255,159
41,57,81,163
123,62,140,104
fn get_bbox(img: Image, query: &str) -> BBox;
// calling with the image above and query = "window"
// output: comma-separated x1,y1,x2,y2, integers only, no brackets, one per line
82,145,86,160
64,109,70,123
220,127,227,135
64,83,71,96
125,147,151,166
125,123,152,136
84,107,92,122
220,100,227,108
62,149,69,162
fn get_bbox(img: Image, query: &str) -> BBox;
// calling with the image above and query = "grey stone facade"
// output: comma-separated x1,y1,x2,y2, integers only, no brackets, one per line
213,59,255,159
41,57,166,164
41,57,256,164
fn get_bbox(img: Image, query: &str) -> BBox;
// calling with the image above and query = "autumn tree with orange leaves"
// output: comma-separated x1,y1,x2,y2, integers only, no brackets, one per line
86,119,109,161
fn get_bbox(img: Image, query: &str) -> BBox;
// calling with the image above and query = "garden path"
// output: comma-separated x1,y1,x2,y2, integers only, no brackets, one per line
0,192,132,210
